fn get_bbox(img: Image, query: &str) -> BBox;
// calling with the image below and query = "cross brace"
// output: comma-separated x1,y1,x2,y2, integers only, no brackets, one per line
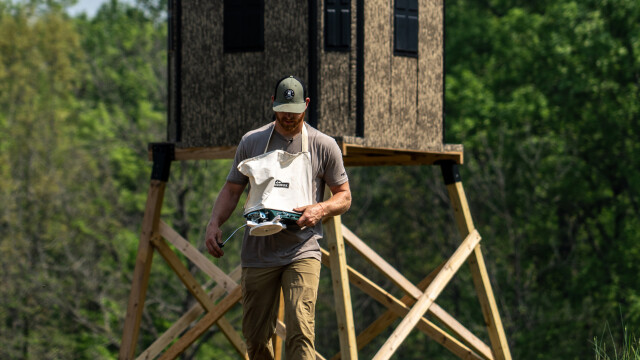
118,152,510,360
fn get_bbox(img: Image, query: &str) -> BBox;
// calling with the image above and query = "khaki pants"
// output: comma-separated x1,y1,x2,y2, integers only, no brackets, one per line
241,258,321,360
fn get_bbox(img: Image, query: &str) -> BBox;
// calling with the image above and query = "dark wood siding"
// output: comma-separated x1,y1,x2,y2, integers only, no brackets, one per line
176,0,308,148
179,1,224,148
390,56,418,149
417,0,443,149
362,0,392,147
317,0,356,137
357,0,443,151
170,0,444,151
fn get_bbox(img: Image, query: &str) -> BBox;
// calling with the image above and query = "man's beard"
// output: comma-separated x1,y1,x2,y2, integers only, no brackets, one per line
276,112,305,132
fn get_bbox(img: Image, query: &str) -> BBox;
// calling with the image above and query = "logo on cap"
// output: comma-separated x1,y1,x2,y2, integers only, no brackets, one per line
284,89,295,100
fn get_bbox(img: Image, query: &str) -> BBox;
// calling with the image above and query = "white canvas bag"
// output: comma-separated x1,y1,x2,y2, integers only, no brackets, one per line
238,123,313,216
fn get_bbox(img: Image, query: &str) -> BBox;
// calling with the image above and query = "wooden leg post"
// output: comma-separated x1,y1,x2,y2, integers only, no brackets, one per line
324,207,358,359
441,161,512,360
119,143,174,360
273,289,285,360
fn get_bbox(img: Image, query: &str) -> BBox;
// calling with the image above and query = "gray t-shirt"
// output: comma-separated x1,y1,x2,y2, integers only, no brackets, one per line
226,122,348,267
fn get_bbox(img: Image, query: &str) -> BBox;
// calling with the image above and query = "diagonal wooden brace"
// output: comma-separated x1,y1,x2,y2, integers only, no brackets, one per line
151,237,248,358
372,230,482,360
158,220,237,294
320,249,485,360
135,267,242,360
157,285,243,360
342,225,493,359
330,262,447,360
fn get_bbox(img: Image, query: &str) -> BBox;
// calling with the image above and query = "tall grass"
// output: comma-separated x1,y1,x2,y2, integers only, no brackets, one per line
593,323,640,360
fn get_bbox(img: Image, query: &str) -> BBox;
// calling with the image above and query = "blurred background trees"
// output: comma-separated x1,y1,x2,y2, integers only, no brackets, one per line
0,0,638,358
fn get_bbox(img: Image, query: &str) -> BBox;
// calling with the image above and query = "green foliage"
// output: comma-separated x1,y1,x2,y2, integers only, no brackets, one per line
594,323,640,360
0,0,172,358
446,0,640,358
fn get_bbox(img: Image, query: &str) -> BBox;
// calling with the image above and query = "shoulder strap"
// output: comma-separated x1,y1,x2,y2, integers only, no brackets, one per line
302,122,308,153
264,122,276,154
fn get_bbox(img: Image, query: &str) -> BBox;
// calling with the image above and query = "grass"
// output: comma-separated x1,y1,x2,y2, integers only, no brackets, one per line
593,322,640,360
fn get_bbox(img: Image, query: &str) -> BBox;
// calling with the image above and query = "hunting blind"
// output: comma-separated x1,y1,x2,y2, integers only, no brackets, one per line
120,0,512,359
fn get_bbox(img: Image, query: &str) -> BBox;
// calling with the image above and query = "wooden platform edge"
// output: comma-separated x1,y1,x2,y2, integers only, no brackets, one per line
147,142,463,166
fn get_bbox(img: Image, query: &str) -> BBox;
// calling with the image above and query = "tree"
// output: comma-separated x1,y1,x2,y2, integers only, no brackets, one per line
445,0,640,358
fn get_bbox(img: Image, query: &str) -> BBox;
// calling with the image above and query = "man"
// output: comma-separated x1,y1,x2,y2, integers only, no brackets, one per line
205,75,351,359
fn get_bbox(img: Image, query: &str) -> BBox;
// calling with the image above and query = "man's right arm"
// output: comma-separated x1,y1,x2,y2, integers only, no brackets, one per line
205,181,246,258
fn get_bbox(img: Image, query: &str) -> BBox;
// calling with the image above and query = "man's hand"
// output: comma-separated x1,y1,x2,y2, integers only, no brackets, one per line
294,182,351,228
204,181,246,258
205,221,225,258
294,203,326,228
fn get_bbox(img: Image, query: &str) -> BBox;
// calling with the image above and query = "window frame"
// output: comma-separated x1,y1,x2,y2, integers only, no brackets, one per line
324,0,351,52
394,0,419,57
223,0,265,53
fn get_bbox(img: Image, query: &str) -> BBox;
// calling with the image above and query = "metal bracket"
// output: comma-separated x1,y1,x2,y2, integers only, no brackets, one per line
150,143,175,182
438,160,461,185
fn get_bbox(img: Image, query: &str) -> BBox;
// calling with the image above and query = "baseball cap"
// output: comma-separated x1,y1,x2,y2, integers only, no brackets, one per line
272,76,307,113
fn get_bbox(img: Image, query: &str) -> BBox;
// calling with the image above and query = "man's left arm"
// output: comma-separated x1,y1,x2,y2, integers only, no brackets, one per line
294,181,351,228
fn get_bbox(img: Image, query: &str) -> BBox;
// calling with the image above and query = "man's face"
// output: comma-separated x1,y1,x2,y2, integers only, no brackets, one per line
274,110,305,132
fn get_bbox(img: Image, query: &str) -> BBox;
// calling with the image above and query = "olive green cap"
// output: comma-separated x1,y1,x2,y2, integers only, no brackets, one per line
272,76,306,113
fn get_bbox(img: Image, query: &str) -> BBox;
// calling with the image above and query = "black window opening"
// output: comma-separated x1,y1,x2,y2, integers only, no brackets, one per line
224,0,264,52
325,0,351,51
394,0,418,57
